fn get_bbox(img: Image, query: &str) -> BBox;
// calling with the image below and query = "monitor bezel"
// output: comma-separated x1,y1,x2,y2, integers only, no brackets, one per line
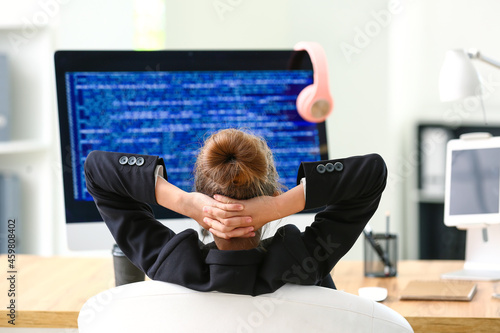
54,50,328,223
444,135,500,228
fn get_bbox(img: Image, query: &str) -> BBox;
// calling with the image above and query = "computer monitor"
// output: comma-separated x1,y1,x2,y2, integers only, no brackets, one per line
54,50,329,251
443,132,500,280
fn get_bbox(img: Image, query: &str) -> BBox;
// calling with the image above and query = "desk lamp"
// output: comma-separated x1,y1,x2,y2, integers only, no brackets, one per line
439,49,500,100
439,49,500,124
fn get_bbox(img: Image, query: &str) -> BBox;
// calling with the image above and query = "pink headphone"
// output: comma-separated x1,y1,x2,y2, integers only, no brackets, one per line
294,42,334,123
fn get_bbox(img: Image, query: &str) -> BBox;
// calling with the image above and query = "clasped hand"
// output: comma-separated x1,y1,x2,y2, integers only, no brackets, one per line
199,194,277,239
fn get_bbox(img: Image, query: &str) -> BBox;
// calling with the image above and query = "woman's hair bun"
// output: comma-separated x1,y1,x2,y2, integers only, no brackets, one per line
201,129,268,187
195,128,281,200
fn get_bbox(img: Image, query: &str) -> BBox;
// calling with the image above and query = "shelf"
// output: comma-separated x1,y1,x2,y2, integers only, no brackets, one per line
0,139,50,154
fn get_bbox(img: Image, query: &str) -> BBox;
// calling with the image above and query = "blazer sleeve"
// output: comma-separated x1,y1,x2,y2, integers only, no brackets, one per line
296,153,387,280
84,150,175,273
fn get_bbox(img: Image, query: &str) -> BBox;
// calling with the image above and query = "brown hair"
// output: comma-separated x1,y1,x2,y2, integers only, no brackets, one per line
195,129,281,199
195,129,282,249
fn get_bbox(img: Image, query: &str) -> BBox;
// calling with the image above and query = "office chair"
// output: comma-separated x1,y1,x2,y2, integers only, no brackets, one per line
78,281,413,332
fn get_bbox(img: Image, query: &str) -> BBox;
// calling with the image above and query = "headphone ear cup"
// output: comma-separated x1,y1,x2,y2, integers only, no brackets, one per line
296,84,316,122
294,41,333,123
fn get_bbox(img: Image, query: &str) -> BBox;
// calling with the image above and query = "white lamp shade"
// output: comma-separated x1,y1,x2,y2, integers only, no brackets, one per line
439,49,482,102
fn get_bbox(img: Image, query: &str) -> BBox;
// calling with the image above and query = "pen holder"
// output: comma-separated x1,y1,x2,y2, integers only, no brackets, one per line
364,233,398,277
112,244,145,286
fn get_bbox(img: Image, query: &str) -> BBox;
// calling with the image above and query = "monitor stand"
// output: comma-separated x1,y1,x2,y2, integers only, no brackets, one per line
441,224,500,281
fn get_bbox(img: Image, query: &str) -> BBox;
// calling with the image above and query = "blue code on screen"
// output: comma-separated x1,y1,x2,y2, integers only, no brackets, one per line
66,70,322,201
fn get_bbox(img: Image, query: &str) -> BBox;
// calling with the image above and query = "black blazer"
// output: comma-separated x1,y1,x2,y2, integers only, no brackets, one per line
84,151,387,296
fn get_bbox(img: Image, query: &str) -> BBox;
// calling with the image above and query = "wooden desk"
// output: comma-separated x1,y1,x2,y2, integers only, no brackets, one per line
1,256,499,331
0,255,114,328
332,260,500,333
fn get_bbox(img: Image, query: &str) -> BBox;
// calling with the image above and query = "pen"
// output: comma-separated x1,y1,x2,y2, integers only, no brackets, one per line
363,223,392,276
386,211,390,237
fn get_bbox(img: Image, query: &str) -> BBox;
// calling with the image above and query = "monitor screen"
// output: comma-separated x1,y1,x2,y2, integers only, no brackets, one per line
55,50,328,224
445,136,500,227
449,148,500,216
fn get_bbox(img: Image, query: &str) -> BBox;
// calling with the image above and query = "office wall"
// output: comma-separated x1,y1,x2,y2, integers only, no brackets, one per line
56,0,135,49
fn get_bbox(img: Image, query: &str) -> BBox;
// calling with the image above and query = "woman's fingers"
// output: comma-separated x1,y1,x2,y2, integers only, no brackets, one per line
213,202,243,212
204,216,253,231
203,205,236,219
207,223,255,239
204,217,255,239
203,206,252,227
212,194,244,210
213,194,234,203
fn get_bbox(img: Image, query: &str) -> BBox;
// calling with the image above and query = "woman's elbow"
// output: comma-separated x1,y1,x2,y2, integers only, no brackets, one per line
366,153,388,195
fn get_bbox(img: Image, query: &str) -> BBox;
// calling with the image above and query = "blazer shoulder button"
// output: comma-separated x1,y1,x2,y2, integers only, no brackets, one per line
316,164,326,174
334,162,344,171
128,156,137,165
119,156,128,165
